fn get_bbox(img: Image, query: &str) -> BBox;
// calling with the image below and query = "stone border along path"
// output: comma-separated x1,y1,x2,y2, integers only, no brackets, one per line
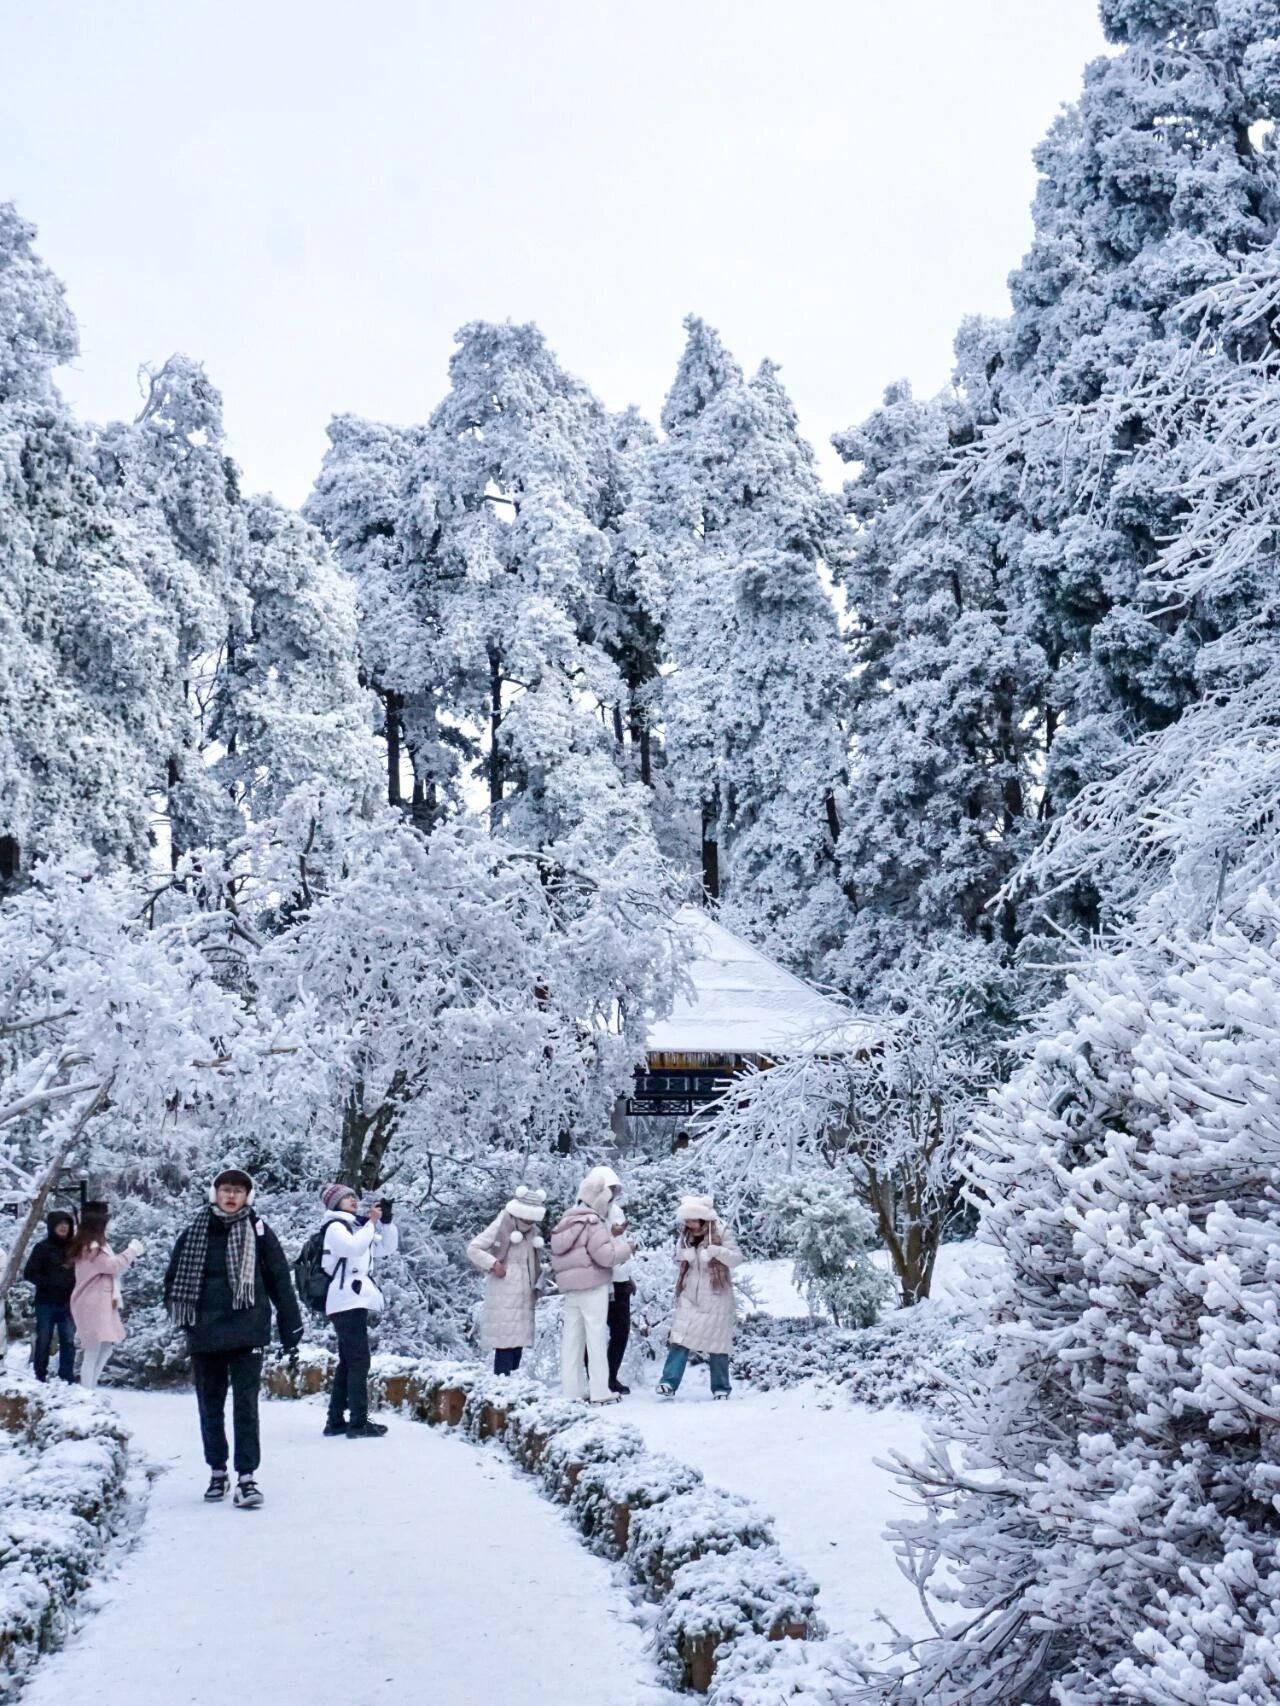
19,1388,680,1706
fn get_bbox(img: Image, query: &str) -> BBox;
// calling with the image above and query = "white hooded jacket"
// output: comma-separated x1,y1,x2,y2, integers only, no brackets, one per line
321,1212,385,1317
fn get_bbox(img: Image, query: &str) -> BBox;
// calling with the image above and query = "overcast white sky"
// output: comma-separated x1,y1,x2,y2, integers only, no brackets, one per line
4,1,1107,506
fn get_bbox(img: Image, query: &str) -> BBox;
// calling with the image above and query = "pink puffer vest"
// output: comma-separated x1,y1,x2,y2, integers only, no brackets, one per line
549,1205,630,1294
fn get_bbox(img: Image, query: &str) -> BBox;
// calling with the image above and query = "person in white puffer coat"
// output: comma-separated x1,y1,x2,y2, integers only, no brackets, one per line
657,1194,742,1401
319,1184,387,1440
467,1187,547,1375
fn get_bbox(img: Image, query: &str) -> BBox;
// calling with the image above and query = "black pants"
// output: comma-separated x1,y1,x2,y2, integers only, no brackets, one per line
33,1303,76,1383
327,1309,371,1429
493,1347,523,1376
607,1281,632,1385
192,1349,263,1476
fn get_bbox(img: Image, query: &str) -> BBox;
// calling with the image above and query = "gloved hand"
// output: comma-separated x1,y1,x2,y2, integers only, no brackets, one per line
283,1327,304,1356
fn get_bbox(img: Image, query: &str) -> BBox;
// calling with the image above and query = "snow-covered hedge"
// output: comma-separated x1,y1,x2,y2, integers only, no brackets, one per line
0,1376,133,1696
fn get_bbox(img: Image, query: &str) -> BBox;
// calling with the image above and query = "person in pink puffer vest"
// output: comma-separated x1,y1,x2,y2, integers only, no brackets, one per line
549,1167,633,1404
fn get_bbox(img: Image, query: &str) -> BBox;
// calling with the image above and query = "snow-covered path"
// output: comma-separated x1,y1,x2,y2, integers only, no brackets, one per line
624,1381,931,1656
24,1391,677,1706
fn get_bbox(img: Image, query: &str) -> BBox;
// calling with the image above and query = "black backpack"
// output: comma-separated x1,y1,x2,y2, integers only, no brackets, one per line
293,1229,330,1318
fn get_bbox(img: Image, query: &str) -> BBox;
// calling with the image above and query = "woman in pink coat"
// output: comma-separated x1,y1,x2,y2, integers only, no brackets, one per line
67,1202,144,1389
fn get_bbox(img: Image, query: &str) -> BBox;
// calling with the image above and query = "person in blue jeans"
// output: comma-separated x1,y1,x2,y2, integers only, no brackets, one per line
23,1211,77,1382
656,1195,743,1401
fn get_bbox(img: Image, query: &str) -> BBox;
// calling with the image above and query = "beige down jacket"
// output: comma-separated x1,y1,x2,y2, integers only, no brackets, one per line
669,1222,742,1356
468,1211,543,1350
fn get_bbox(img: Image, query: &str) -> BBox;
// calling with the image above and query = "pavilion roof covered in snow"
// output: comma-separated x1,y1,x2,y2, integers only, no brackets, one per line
646,906,871,1061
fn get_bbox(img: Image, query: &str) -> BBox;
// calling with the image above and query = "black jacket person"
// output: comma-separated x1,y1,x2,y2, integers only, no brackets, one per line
164,1169,303,1508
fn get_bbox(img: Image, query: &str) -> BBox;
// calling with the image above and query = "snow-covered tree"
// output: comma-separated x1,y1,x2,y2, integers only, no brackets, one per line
304,413,437,813
887,895,1280,1703
208,495,377,819
833,342,1048,1014
979,0,1280,856
0,207,181,880
700,979,987,1307
639,319,852,970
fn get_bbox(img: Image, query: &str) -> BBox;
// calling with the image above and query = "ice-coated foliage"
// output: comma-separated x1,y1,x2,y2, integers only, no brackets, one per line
887,897,1280,1703
758,1174,887,1328
702,989,988,1306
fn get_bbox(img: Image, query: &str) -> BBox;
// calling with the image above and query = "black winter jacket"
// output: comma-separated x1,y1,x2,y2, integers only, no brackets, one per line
164,1212,304,1356
23,1220,75,1307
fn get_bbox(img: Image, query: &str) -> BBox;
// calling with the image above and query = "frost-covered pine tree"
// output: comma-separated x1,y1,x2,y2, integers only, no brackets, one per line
641,319,852,971
984,0,1280,853
888,895,1280,1703
207,495,378,818
94,354,250,858
304,412,437,813
832,332,1048,1014
0,206,181,880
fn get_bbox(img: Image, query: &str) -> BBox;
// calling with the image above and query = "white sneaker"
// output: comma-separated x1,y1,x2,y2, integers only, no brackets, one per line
233,1477,263,1510
656,1382,675,1398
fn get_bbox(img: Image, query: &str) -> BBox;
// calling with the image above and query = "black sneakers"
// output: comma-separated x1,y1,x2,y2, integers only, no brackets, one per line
204,1472,229,1501
233,1477,264,1509
323,1421,347,1437
346,1421,388,1439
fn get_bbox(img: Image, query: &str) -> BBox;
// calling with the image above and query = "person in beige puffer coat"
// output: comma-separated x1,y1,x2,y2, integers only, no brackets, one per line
467,1187,547,1375
657,1194,742,1400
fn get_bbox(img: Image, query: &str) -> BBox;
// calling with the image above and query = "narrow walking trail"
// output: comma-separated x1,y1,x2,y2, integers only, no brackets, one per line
625,1381,930,1656
24,1391,677,1706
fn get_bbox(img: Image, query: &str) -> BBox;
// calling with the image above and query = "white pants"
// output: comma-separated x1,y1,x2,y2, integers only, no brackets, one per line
80,1342,114,1390
561,1286,611,1401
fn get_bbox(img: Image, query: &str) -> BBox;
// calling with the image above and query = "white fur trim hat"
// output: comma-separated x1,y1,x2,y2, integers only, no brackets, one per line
506,1186,547,1223
676,1194,716,1223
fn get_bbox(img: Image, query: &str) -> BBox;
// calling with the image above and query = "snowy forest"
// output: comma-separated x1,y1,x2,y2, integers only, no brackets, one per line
9,0,1280,1700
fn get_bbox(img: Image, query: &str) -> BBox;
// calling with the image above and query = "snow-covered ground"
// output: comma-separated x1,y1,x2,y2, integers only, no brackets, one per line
625,1381,930,1658
22,1390,678,1706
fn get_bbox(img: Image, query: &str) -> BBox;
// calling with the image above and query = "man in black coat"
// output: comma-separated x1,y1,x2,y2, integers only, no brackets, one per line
23,1210,76,1382
165,1169,303,1510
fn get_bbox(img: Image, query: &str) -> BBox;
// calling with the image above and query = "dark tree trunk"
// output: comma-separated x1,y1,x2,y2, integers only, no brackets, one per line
0,835,18,888
167,755,181,869
701,792,721,902
488,646,504,809
384,690,403,807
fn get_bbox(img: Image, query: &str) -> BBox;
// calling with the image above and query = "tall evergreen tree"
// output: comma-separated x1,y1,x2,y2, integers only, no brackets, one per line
0,206,179,880
640,318,851,970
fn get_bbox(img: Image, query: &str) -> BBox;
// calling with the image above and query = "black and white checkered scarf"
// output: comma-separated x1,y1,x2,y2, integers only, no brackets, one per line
168,1204,256,1327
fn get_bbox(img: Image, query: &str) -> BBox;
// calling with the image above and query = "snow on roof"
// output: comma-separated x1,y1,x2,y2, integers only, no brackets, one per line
647,906,871,1058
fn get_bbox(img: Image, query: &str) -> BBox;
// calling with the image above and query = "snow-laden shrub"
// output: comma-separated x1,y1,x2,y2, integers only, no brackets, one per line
889,902,1280,1703
706,1633,872,1704
731,1299,994,1413
658,1546,823,1687
570,1449,704,1557
627,1484,775,1593
0,1377,133,1694
536,1416,643,1501
759,1175,888,1328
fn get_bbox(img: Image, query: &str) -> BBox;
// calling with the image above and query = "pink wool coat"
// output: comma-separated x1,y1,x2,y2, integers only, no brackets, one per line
70,1244,139,1347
